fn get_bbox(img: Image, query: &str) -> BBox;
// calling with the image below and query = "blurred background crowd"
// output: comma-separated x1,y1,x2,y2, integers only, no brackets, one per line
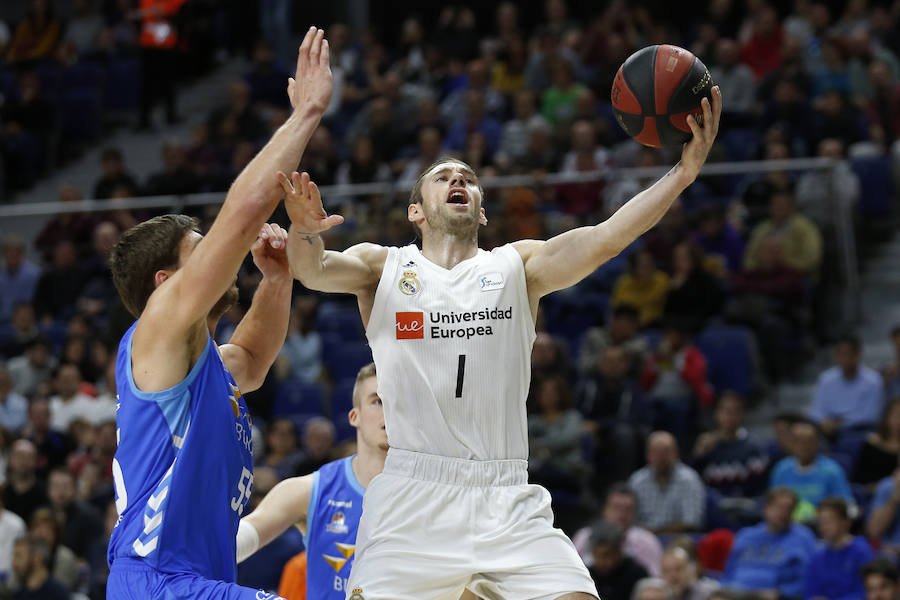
1,0,900,599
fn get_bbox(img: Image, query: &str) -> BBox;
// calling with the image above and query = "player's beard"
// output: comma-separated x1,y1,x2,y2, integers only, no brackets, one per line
423,201,479,240
209,285,239,321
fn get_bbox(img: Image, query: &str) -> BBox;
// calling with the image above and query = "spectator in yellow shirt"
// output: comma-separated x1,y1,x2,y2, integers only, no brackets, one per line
612,250,670,327
744,188,823,279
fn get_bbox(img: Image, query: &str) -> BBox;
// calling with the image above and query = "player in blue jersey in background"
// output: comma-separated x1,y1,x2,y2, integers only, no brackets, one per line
104,26,334,600
237,363,387,599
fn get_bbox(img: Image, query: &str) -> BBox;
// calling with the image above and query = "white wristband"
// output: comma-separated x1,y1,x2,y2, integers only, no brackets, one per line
236,520,260,563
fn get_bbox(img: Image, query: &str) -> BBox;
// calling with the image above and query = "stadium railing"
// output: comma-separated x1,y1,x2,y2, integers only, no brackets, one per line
0,158,859,326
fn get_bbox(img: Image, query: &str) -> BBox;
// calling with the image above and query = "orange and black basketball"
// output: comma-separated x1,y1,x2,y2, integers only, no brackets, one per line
611,45,714,148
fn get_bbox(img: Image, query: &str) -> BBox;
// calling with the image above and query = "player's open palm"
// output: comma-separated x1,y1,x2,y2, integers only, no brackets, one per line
251,223,290,280
287,27,332,116
279,170,344,234
680,85,722,180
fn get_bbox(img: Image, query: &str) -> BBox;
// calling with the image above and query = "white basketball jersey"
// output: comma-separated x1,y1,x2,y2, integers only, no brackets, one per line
366,244,536,460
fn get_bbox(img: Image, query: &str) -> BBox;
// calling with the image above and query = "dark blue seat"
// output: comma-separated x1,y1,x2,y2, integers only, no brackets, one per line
584,253,629,293
62,62,106,90
319,332,342,365
316,303,363,340
850,157,893,219
105,58,140,110
273,379,326,417
286,412,321,438
60,87,101,140
545,292,609,356
334,311,365,341
325,341,373,382
720,128,761,162
695,326,754,396
831,428,868,476
0,69,19,100
0,324,13,350
331,377,357,420
334,418,356,443
35,61,62,98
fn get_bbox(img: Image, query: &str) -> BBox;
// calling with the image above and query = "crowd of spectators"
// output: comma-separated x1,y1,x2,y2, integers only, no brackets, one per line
0,0,250,196
1,0,900,599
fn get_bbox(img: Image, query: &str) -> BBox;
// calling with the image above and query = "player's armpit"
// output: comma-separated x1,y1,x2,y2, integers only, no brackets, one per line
131,287,209,393
218,344,257,392
243,474,315,551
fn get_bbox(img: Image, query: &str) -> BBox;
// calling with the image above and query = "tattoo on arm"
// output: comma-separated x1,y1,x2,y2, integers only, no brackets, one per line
296,232,318,245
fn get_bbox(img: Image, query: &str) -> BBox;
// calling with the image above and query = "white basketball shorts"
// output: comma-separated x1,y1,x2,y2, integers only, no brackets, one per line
346,448,598,600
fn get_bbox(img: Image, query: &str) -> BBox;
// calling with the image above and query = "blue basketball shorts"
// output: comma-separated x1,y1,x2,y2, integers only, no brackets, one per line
107,559,285,600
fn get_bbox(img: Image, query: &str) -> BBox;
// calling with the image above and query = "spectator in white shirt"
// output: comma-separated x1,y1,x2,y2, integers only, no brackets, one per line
49,364,115,433
628,431,707,533
574,483,664,576
0,482,26,581
7,337,56,398
560,119,609,174
709,39,757,117
495,89,548,167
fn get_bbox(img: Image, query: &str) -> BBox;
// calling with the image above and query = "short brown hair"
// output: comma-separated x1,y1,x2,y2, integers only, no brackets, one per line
818,497,850,520
765,486,799,508
862,558,899,583
352,362,377,408
408,157,483,239
110,214,199,318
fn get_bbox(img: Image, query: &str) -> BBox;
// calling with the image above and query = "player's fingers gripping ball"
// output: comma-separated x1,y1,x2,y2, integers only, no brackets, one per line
611,44,714,148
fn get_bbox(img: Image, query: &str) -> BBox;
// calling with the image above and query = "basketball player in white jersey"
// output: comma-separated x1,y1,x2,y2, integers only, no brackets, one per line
281,88,722,600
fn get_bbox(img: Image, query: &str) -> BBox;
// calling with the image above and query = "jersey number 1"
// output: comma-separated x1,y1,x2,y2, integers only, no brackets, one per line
455,355,466,398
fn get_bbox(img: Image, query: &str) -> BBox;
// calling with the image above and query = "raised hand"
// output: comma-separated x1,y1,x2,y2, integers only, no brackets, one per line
287,26,333,116
251,223,290,280
680,85,722,181
278,171,344,234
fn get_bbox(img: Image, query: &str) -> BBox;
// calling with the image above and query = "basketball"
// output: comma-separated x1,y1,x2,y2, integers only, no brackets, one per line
611,44,714,148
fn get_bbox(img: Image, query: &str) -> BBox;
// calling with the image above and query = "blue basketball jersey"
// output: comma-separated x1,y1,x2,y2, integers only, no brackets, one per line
305,457,365,599
108,322,255,583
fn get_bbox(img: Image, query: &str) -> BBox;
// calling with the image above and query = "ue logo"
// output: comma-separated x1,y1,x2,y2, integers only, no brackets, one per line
396,312,424,339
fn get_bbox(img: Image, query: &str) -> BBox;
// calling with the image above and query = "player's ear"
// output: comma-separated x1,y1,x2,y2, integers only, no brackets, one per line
479,207,487,226
408,203,424,226
154,269,172,288
348,408,359,428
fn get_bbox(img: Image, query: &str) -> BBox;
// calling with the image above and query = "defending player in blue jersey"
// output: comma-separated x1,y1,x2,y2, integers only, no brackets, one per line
236,363,387,599
105,27,334,600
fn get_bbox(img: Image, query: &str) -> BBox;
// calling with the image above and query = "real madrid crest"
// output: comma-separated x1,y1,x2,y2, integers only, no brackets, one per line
398,270,421,295
349,587,365,600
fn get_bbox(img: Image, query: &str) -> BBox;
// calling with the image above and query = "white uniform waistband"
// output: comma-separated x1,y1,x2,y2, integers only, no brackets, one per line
384,448,529,487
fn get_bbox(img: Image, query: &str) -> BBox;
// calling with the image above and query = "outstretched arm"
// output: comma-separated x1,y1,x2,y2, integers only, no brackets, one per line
282,171,387,296
147,28,332,332
238,474,315,562
515,86,722,304
219,224,291,392
134,29,332,392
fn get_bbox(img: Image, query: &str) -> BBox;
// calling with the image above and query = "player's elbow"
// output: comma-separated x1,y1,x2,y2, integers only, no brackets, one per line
291,258,330,291
241,193,276,224
225,186,277,227
240,367,268,394
291,265,323,291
